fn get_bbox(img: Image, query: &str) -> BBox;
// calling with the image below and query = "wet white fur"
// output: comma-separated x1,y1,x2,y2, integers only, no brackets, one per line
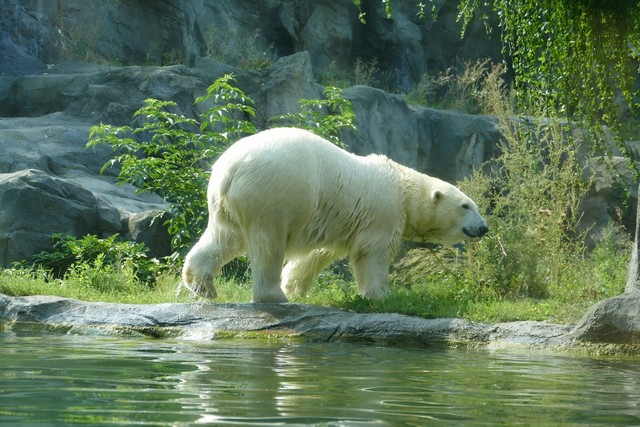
181,128,487,302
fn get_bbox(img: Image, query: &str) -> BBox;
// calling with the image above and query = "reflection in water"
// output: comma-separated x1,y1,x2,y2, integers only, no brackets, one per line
1,331,639,426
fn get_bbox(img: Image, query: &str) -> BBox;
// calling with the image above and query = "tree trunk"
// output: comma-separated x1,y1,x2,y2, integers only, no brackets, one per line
571,183,640,344
625,187,640,293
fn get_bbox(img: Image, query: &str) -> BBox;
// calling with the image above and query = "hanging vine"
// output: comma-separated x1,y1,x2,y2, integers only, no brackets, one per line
457,0,639,155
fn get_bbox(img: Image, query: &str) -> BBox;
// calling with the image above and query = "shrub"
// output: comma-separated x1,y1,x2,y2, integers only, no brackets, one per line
204,27,276,70
26,233,169,288
87,74,258,254
406,59,510,114
270,86,357,148
401,62,629,311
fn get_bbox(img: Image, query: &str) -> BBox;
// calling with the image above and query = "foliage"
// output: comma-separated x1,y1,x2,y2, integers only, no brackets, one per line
407,59,509,114
204,27,275,70
87,74,257,254
270,86,357,148
452,62,592,300
403,64,629,319
457,0,640,157
26,233,168,286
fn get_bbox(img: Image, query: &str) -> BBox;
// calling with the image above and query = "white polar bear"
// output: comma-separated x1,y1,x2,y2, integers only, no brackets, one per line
181,127,488,303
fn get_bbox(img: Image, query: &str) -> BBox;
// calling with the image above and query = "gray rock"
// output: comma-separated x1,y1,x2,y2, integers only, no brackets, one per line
235,52,322,126
0,169,97,265
571,295,640,344
0,167,170,266
0,113,170,266
0,294,577,349
0,35,46,76
343,85,502,183
298,1,355,71
571,182,640,344
1,0,503,90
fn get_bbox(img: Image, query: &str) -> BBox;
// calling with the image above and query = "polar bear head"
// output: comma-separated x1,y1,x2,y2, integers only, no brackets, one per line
405,177,488,245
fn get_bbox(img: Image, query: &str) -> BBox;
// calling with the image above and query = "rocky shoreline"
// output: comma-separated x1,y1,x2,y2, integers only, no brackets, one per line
2,294,638,355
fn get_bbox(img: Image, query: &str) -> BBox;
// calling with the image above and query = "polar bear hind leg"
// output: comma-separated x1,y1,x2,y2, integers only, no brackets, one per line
181,223,244,299
246,228,289,303
281,249,338,297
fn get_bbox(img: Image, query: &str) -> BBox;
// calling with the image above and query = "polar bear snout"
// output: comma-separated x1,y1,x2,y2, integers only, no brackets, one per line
463,224,489,238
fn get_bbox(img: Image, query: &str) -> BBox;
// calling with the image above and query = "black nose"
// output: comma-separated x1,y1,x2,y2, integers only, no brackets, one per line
478,226,489,237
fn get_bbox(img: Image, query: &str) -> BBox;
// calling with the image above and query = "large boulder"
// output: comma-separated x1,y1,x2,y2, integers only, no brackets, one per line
571,182,640,344
343,85,502,183
0,114,170,266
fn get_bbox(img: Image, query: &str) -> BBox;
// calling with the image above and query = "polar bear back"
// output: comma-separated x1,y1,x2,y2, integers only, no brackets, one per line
209,127,404,254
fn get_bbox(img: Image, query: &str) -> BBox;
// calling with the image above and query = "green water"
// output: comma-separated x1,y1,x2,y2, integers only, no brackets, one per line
1,331,639,426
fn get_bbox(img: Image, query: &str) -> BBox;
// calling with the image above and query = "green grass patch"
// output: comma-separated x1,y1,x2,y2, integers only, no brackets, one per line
0,267,186,304
0,235,628,325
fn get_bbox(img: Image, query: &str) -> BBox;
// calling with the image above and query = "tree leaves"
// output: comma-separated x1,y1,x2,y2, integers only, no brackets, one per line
457,0,640,160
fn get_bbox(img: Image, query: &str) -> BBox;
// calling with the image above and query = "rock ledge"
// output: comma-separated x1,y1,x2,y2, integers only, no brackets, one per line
0,294,610,352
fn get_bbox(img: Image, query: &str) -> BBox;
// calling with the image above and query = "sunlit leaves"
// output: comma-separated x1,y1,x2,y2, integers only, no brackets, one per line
270,86,356,148
457,0,639,159
87,74,256,254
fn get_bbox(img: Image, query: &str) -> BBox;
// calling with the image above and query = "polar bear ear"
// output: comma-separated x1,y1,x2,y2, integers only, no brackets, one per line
432,190,443,201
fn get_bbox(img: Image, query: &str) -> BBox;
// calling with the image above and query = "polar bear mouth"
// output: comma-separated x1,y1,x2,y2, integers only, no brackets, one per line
463,226,488,238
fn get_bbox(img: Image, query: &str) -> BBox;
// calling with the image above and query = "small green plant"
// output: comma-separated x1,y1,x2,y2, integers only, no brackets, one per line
354,57,380,86
204,27,275,69
27,233,167,286
87,74,257,254
406,59,509,114
270,86,357,148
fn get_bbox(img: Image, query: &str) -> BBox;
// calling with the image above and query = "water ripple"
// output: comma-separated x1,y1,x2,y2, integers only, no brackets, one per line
1,332,640,426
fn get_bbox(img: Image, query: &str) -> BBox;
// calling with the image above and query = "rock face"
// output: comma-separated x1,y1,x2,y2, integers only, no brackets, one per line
344,85,500,182
1,0,503,88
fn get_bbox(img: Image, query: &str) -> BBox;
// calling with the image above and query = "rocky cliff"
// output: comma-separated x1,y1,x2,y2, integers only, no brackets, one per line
2,0,502,88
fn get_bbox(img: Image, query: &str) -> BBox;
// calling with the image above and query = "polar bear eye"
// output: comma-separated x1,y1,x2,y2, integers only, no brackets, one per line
461,203,470,210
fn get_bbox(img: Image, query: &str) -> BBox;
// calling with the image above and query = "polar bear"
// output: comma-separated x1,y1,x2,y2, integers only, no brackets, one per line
181,127,488,303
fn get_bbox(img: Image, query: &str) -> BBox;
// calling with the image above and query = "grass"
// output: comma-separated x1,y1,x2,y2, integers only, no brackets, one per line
0,268,188,305
1,233,628,325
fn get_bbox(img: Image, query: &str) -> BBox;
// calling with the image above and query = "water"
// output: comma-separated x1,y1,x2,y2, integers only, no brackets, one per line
1,331,640,426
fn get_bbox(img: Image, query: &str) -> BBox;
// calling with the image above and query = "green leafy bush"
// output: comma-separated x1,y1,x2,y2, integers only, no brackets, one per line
28,234,167,287
87,74,257,254
270,86,357,148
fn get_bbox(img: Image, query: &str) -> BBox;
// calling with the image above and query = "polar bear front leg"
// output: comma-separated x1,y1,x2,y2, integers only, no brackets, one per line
281,249,337,297
350,248,391,300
